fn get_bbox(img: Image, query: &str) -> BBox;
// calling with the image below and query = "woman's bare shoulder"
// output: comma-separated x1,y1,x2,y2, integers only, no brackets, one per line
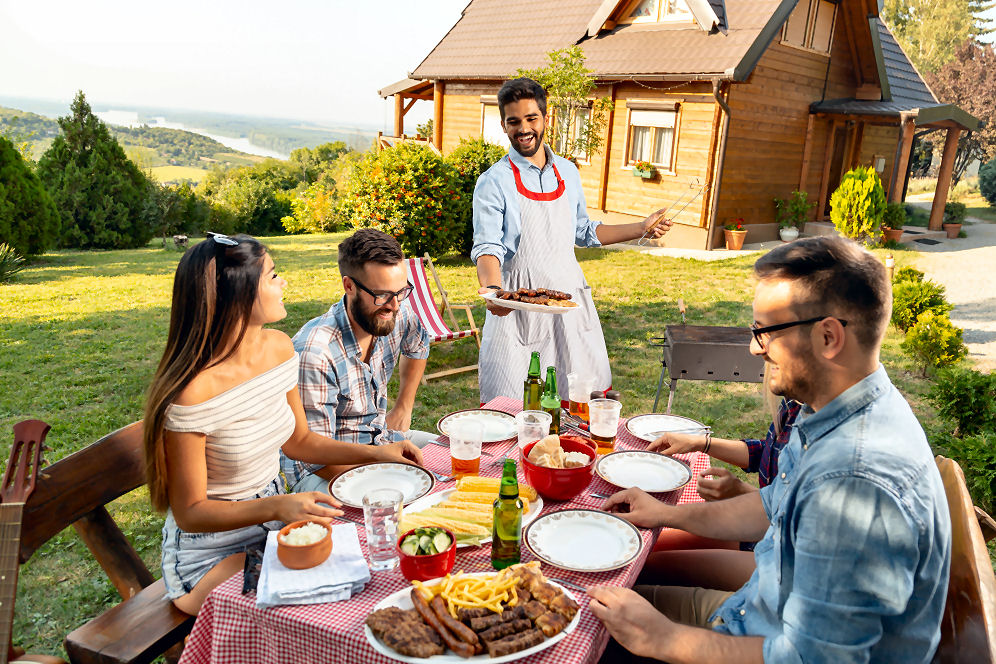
264,328,295,362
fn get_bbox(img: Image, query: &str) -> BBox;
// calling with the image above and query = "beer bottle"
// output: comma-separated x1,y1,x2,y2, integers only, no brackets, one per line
491,459,523,569
523,351,543,411
540,367,561,435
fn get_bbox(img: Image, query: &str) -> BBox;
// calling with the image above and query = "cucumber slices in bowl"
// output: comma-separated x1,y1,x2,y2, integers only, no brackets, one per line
400,527,452,556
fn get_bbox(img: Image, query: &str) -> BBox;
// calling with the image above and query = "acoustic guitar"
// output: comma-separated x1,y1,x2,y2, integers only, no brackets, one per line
0,421,49,664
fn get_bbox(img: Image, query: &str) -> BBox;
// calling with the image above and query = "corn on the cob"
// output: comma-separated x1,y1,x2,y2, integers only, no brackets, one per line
455,476,538,501
420,507,492,527
399,515,489,540
445,494,531,514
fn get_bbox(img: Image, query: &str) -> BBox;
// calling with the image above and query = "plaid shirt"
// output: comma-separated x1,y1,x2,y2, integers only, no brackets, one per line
280,296,429,486
742,399,801,489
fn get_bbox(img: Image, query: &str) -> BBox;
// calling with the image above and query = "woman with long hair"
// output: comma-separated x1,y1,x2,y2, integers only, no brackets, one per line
144,234,422,614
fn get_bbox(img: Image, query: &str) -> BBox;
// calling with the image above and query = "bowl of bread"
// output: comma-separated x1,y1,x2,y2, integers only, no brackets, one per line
521,435,596,501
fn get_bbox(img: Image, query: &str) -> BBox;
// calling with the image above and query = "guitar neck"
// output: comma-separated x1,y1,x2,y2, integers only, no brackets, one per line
0,503,25,664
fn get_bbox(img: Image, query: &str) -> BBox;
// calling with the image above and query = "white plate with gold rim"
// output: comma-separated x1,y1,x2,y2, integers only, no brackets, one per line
625,413,708,443
365,572,580,663
595,450,691,493
328,462,434,508
524,509,642,572
436,408,517,443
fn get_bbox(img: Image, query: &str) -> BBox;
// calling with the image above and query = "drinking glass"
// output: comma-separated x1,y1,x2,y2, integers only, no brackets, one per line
362,487,403,571
515,410,552,454
567,373,595,424
588,398,622,455
450,420,484,479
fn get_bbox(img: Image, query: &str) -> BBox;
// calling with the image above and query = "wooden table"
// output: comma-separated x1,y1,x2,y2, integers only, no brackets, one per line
178,397,709,664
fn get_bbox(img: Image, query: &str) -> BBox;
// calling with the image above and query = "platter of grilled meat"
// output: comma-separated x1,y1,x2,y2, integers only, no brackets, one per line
481,288,579,314
365,562,580,662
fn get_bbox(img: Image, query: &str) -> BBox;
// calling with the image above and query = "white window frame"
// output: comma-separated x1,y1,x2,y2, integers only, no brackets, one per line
623,108,679,173
552,104,593,164
780,0,837,56
480,101,508,148
621,0,692,25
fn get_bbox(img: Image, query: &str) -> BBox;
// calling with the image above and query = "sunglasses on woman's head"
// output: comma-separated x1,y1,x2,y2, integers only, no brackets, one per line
208,232,239,246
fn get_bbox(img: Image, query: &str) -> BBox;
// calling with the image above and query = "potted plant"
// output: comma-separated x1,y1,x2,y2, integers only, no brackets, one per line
942,201,966,239
631,160,656,179
881,202,907,244
773,190,814,242
724,219,747,250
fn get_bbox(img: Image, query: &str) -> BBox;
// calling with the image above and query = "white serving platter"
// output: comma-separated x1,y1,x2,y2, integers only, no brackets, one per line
481,291,578,315
402,488,544,548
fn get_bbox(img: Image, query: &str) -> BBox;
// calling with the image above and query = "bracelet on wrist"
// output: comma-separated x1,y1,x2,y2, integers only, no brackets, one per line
486,284,501,290
703,432,712,454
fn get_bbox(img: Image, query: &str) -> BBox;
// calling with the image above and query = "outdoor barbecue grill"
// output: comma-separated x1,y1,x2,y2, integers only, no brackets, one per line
651,325,765,413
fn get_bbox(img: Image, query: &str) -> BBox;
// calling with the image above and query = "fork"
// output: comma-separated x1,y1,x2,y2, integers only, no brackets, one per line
431,470,455,483
549,577,588,593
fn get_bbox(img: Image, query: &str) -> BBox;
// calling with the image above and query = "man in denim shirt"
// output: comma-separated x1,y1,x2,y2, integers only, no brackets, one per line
591,236,950,663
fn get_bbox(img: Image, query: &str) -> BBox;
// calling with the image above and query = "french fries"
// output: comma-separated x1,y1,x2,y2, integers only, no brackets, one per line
414,569,522,618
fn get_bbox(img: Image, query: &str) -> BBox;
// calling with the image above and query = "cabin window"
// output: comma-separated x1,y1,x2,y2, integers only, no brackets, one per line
627,109,676,170
622,0,691,24
481,103,508,147
553,106,591,161
781,0,836,55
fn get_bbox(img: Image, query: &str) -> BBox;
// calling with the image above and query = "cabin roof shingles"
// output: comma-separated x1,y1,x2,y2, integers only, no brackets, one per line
412,0,784,80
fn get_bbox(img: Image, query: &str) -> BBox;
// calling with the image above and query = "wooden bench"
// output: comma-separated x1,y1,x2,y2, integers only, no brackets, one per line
18,422,194,664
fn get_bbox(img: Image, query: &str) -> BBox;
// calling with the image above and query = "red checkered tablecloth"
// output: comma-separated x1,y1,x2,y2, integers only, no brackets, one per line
178,397,710,664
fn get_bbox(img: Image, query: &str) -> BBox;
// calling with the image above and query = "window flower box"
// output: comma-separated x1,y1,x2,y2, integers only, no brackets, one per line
631,161,656,179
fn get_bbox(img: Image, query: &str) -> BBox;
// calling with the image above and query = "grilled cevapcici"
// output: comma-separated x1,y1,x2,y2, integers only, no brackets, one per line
494,287,576,306
367,562,579,659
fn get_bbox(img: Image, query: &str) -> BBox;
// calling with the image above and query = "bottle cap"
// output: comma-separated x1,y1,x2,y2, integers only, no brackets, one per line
605,389,621,402
590,390,604,400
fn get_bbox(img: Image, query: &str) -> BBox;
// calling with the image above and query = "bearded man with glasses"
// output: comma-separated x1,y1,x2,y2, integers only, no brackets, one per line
590,236,951,664
280,229,435,494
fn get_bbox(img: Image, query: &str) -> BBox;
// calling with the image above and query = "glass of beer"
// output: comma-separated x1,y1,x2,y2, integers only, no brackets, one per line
588,398,622,455
450,420,484,478
567,373,594,425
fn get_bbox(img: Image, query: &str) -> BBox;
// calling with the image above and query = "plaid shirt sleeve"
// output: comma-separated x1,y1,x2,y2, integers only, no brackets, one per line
399,303,430,360
743,427,773,474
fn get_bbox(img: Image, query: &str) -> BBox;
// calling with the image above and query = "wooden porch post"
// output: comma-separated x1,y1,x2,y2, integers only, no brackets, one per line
817,119,841,221
798,114,815,192
889,113,916,202
598,83,617,212
394,94,404,137
928,127,962,231
433,81,444,150
848,121,865,169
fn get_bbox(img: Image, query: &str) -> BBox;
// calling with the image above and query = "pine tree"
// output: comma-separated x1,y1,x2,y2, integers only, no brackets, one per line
37,91,158,249
0,136,60,255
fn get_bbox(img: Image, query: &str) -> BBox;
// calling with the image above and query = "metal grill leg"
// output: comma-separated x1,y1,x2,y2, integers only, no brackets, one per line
653,364,669,413
665,379,678,415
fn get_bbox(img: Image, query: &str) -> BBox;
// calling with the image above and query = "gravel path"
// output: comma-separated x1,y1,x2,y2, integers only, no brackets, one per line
908,212,996,371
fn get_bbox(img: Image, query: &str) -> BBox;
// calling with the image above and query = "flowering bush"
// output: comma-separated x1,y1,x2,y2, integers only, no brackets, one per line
725,218,745,231
829,166,886,241
901,311,967,376
337,143,465,258
632,160,654,172
446,138,504,255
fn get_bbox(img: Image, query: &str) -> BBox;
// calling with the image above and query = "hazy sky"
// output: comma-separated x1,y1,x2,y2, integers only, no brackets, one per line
0,0,467,129
2,1,993,130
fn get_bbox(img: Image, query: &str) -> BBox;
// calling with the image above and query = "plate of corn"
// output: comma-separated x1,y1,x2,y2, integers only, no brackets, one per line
398,475,543,548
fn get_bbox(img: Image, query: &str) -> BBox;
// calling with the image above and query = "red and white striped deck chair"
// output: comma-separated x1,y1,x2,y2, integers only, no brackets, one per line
405,254,481,383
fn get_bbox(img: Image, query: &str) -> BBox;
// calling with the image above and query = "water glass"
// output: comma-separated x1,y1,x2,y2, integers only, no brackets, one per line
589,398,622,455
450,420,484,478
515,410,552,453
362,488,403,571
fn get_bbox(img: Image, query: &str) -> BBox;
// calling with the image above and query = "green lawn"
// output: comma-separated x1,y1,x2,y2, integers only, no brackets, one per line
0,233,947,657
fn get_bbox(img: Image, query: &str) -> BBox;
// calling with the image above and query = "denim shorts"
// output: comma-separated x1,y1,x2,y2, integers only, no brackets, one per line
161,477,284,599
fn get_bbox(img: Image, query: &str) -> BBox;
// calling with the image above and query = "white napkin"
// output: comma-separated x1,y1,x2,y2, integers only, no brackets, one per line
256,523,371,608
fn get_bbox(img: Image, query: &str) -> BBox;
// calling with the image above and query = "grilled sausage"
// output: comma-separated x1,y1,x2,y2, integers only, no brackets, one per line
411,589,475,658
430,595,480,647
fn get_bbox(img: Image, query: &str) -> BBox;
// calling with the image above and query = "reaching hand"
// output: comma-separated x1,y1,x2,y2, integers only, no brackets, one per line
276,492,343,524
381,439,424,467
588,586,671,659
478,287,513,317
696,467,754,501
600,487,667,528
641,209,673,239
649,431,707,456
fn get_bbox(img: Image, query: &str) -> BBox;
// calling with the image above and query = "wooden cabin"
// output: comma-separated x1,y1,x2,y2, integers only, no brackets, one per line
379,0,978,249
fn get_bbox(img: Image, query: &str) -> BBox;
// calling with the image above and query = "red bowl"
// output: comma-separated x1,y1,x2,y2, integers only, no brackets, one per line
522,435,596,501
397,528,457,582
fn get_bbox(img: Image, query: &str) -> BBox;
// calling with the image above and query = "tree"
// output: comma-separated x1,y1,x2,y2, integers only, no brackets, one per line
288,141,349,184
882,0,993,74
925,40,996,185
0,136,60,255
0,116,37,161
445,137,505,255
517,46,612,162
37,91,158,249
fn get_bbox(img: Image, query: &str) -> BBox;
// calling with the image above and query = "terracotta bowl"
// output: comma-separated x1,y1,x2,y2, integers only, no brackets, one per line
397,527,457,582
522,435,596,501
277,520,333,569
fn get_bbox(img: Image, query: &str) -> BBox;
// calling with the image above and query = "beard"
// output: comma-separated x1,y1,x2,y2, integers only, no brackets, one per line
348,294,397,337
511,126,545,158
766,343,819,405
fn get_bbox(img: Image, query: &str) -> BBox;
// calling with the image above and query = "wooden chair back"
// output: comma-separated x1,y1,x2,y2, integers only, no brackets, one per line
18,422,193,664
933,455,996,663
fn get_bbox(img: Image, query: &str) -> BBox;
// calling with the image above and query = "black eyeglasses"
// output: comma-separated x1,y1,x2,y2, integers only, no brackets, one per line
750,316,848,351
208,232,239,246
349,275,413,306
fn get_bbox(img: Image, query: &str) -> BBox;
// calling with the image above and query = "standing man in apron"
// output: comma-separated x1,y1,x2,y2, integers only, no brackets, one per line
472,78,672,403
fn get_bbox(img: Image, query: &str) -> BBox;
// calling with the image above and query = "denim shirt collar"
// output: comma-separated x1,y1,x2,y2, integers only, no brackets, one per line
508,144,556,174
794,364,890,449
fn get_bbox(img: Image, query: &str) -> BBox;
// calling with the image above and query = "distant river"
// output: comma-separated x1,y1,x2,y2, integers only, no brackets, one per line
96,109,289,160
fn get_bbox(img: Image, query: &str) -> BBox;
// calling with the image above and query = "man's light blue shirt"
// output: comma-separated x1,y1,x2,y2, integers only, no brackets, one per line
713,365,951,663
471,145,602,266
